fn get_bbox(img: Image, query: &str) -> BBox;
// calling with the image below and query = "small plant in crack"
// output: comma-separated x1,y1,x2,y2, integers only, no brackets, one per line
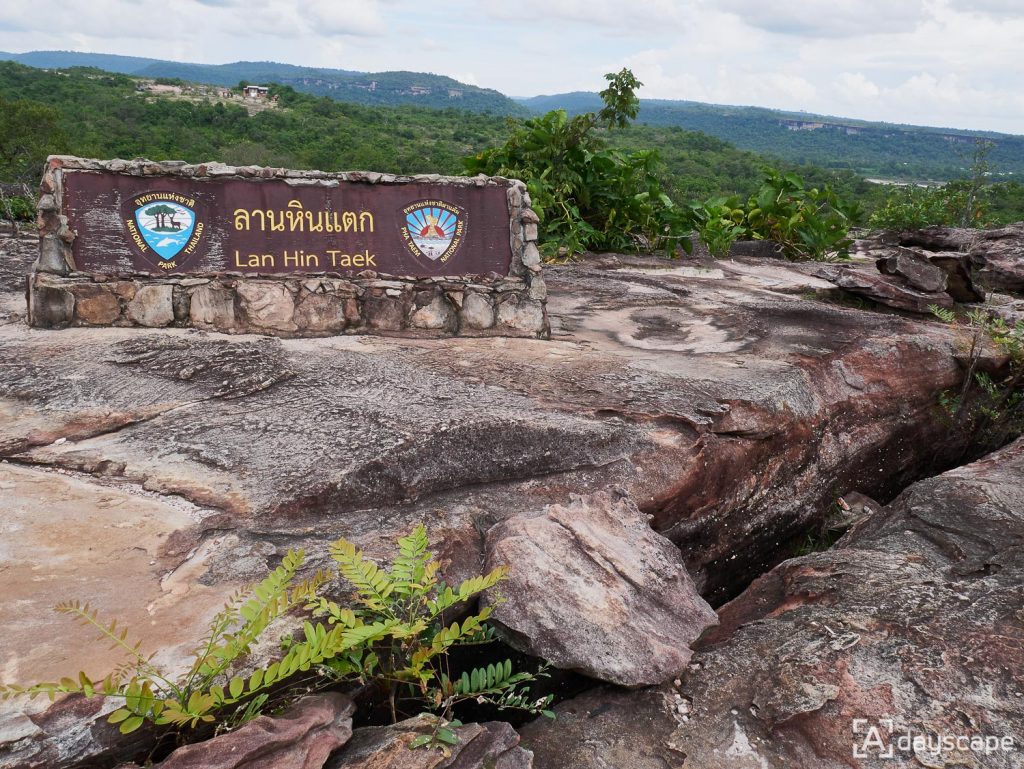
930,304,1024,452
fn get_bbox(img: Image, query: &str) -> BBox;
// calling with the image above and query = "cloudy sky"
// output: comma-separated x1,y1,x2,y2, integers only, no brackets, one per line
1,0,1022,133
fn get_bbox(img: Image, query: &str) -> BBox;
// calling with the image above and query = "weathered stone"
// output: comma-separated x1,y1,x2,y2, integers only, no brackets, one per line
521,243,541,268
363,293,406,331
728,239,784,259
409,290,455,331
458,292,494,330
876,247,948,293
484,490,717,687
496,295,546,335
295,292,347,333
126,284,174,327
527,275,546,301
36,233,69,275
327,716,531,769
171,284,191,322
816,264,952,313
189,283,238,329
928,251,986,302
519,686,683,769
896,223,1022,295
237,281,298,332
72,284,121,324
28,279,74,327
154,694,354,769
662,436,1024,768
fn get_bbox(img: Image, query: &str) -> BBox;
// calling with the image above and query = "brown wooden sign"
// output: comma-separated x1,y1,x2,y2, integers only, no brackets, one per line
63,172,514,277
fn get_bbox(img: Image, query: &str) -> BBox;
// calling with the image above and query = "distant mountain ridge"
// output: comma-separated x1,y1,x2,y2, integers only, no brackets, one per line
0,50,525,114
518,92,1024,180
3,50,1023,180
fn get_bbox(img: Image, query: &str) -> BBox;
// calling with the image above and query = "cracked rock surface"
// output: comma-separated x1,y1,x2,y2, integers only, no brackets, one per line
522,436,1024,768
0,238,991,767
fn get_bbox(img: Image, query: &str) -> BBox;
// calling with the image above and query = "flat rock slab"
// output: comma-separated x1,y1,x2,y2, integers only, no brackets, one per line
484,490,716,687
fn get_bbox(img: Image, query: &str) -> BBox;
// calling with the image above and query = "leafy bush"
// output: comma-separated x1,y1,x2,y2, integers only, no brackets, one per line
689,169,859,261
465,69,692,257
0,526,551,746
743,170,860,261
689,196,745,258
868,183,979,230
0,194,35,222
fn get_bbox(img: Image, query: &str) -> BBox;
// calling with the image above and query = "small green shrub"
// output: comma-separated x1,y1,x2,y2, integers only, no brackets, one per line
931,305,1024,450
0,194,35,222
689,169,859,261
743,170,859,261
689,196,746,258
0,526,551,746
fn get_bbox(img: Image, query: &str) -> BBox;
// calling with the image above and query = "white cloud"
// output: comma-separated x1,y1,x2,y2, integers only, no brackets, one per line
0,0,1022,133
717,0,928,37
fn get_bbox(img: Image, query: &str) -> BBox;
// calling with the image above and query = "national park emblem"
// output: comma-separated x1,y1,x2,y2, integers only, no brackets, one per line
123,191,205,270
399,200,467,264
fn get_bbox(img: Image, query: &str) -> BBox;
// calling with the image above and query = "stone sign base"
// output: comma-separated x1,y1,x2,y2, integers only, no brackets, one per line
28,270,547,338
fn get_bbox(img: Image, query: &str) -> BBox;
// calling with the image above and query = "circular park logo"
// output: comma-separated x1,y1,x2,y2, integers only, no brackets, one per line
123,191,205,270
399,200,467,265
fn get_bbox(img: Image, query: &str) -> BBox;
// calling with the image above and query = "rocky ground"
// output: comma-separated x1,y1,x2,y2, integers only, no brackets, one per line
0,229,1021,768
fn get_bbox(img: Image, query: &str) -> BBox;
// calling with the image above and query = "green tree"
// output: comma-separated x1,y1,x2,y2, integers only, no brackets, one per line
0,94,65,185
465,69,692,256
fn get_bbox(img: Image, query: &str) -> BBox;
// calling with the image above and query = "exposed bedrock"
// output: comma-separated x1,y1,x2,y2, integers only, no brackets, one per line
521,436,1024,768
0,239,993,766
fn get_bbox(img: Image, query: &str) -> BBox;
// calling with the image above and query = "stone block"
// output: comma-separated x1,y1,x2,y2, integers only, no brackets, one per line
497,294,546,336
460,292,495,330
237,281,297,332
126,284,174,327
29,281,74,327
72,284,121,325
295,292,347,333
408,290,455,331
189,283,238,330
362,294,406,331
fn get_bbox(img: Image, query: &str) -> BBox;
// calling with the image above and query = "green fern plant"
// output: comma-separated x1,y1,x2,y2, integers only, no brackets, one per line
0,526,552,749
306,525,553,729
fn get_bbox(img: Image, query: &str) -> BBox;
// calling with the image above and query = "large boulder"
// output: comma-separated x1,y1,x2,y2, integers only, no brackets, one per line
483,490,716,687
898,222,1024,295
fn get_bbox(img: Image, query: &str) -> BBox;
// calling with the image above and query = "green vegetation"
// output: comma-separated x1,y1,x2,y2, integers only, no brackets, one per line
465,69,691,256
0,525,551,748
690,169,860,261
932,305,1024,452
0,59,1021,240
519,92,1024,182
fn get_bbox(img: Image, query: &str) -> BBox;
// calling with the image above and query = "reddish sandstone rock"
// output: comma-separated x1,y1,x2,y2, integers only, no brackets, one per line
484,490,716,687
327,717,531,769
153,694,354,769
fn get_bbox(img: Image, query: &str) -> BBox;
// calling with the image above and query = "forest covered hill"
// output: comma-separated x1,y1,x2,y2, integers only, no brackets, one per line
0,50,525,114
519,92,1024,182
3,50,1024,183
